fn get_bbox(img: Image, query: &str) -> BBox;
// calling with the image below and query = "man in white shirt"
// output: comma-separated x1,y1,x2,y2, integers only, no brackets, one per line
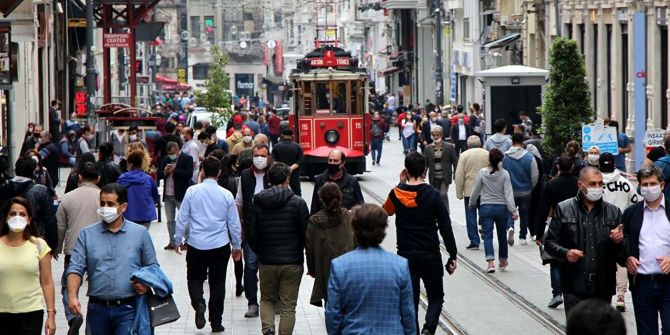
623,165,670,335
181,127,200,182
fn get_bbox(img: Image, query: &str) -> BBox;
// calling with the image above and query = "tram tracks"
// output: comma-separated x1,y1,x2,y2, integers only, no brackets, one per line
358,180,565,335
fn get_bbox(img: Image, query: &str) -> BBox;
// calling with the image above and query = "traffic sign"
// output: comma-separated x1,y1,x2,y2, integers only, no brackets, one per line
582,124,618,154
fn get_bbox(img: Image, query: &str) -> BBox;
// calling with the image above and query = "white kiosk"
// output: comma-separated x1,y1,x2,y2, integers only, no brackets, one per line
476,65,548,134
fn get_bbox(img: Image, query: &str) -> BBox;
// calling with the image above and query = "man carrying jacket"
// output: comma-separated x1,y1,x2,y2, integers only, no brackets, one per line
158,141,194,250
383,152,458,335
600,152,639,312
502,133,538,246
247,162,309,335
544,166,624,316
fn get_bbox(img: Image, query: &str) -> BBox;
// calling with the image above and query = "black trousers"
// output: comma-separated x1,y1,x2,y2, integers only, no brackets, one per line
186,244,231,326
289,171,301,197
398,249,444,335
0,310,43,335
564,291,612,317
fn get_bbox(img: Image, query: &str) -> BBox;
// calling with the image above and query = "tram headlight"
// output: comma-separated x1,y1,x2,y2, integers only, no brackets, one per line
324,130,340,145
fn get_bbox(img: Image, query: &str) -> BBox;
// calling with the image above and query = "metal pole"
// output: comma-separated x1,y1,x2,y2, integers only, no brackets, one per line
434,0,444,105
85,0,96,123
554,0,561,37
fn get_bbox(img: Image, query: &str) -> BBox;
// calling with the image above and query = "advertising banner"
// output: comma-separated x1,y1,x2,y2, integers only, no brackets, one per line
0,23,11,89
582,123,618,154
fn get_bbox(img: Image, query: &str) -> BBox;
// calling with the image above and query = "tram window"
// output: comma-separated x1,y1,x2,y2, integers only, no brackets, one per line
332,82,347,114
315,83,331,113
350,81,361,115
300,81,313,116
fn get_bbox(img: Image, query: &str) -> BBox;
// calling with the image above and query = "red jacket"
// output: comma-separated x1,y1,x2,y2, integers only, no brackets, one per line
451,114,470,126
396,112,407,126
268,115,281,136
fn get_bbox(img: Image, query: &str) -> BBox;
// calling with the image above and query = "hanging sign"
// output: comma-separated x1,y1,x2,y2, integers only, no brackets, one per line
103,33,131,48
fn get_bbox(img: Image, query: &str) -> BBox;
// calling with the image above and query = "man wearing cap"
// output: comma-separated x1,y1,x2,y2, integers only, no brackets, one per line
271,129,304,196
600,152,639,312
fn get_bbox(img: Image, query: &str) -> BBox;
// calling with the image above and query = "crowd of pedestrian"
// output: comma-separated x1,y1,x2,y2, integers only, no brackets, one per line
4,89,670,335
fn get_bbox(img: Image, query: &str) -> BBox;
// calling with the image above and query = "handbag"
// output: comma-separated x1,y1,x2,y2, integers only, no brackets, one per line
539,231,556,263
147,293,180,327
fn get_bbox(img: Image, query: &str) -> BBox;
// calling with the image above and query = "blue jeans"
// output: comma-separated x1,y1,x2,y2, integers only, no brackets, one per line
402,134,416,153
479,204,509,261
371,138,383,163
464,198,480,245
632,276,670,335
550,263,561,298
507,194,531,239
243,241,259,306
86,301,135,335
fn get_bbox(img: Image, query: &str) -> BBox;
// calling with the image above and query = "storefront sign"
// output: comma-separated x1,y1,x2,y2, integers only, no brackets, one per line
68,18,87,28
75,91,87,116
103,33,131,48
0,23,11,89
646,129,665,152
235,74,254,97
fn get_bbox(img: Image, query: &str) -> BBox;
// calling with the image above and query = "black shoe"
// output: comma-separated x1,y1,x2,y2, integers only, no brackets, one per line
68,315,84,335
195,304,206,329
235,284,244,297
466,243,479,250
211,324,225,332
420,329,433,335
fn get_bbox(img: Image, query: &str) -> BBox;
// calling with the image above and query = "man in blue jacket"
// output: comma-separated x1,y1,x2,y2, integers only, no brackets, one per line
326,204,415,335
502,133,538,246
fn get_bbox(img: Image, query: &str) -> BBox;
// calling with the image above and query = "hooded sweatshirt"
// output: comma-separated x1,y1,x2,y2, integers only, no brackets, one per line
469,167,517,215
117,170,159,222
247,186,309,265
602,169,639,211
484,133,512,152
383,183,457,259
502,146,539,196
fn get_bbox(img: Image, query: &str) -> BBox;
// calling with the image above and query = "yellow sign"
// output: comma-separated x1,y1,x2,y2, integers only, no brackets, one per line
444,26,451,36
68,19,87,28
177,69,187,85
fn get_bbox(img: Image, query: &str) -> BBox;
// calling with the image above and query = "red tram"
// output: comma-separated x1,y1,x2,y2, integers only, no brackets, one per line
288,47,370,178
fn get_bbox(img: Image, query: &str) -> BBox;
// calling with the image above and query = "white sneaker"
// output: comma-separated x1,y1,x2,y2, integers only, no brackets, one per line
507,228,515,246
519,238,528,246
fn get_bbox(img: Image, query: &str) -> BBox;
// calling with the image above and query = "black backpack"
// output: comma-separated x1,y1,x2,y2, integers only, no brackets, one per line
371,120,383,137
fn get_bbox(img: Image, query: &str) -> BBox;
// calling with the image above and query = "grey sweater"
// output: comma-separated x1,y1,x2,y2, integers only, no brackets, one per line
469,166,517,214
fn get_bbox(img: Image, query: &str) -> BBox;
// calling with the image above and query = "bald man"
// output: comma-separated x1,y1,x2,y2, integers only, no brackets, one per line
544,166,624,316
310,149,364,214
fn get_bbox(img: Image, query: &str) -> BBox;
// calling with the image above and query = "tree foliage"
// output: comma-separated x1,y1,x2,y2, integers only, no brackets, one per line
195,46,232,128
540,37,595,156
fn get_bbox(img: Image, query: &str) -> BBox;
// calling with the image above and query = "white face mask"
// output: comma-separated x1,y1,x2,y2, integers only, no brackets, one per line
641,185,663,202
433,137,442,143
30,156,39,164
253,156,268,170
7,216,28,233
587,154,600,165
129,135,138,142
168,153,178,160
583,187,603,202
97,206,121,223
243,135,253,144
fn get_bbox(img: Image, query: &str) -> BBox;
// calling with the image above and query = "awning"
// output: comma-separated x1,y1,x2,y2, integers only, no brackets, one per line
483,33,521,49
1,0,24,17
388,51,403,59
379,66,400,76
155,74,177,84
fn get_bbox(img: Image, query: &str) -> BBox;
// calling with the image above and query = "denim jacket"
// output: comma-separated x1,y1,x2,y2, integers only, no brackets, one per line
130,265,174,335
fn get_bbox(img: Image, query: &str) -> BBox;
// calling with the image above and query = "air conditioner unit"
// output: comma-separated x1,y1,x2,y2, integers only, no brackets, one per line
500,16,509,27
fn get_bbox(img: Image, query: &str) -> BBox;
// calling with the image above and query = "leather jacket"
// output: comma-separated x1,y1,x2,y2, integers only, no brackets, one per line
544,194,623,296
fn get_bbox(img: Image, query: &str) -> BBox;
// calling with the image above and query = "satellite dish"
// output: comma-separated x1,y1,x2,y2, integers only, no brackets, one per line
239,41,248,49
200,33,208,42
267,40,277,49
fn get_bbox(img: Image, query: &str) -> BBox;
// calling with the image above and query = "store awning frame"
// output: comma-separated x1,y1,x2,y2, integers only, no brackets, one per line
1,0,24,17
483,33,521,49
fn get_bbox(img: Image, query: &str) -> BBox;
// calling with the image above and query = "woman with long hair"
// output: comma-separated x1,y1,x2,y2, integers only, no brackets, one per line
24,149,54,193
305,182,354,306
469,149,518,273
551,140,585,177
0,197,56,335
117,150,159,230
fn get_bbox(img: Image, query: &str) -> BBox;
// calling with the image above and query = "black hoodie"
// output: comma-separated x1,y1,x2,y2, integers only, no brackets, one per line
383,183,457,259
247,186,309,265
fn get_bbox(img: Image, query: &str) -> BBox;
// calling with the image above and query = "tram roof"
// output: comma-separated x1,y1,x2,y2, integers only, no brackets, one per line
289,69,369,81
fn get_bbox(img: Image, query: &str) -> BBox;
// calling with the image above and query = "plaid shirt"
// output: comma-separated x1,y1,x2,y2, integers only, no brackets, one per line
326,247,415,335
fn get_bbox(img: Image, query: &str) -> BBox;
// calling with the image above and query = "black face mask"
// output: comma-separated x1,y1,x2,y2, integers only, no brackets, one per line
327,163,341,174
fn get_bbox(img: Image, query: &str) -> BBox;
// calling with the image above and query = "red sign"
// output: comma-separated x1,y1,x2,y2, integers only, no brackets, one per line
309,50,350,67
103,33,131,48
275,41,284,74
75,91,87,116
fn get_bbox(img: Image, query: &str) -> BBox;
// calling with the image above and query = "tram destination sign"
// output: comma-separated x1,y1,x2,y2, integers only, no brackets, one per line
309,50,350,67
